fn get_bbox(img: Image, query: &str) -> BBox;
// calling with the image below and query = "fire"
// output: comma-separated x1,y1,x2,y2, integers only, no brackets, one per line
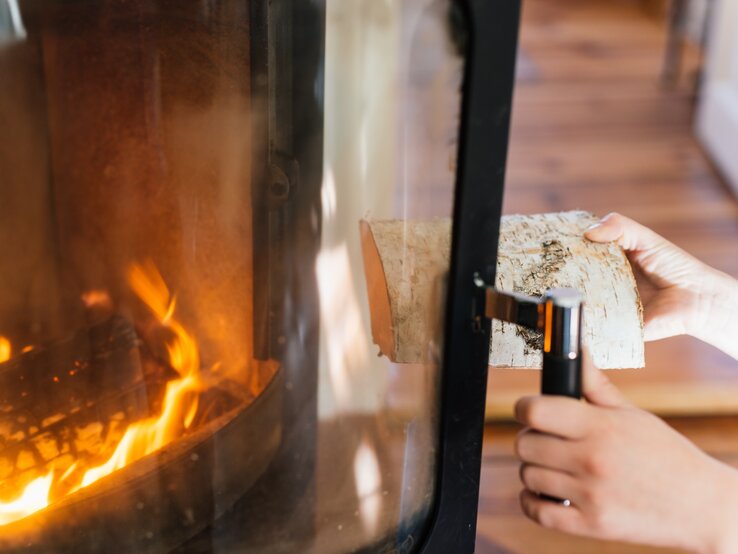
0,474,53,525
0,336,10,363
0,261,206,525
79,262,202,488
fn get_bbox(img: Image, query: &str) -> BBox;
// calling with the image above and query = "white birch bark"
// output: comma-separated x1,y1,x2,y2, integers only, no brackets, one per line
361,211,645,369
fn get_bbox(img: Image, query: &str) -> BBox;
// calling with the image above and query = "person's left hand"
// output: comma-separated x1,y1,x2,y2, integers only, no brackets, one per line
514,359,738,552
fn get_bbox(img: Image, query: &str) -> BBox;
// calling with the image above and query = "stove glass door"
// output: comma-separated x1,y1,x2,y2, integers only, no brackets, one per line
0,0,469,551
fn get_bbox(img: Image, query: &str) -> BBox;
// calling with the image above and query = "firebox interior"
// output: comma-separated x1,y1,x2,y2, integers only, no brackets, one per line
0,0,472,551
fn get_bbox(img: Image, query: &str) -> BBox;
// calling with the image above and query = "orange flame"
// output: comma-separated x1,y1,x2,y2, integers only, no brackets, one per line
0,262,206,525
0,336,10,363
0,474,53,525
80,262,202,488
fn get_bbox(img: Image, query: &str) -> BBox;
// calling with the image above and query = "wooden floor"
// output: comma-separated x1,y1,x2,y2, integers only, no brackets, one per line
477,418,738,553
479,1,738,551
486,0,738,420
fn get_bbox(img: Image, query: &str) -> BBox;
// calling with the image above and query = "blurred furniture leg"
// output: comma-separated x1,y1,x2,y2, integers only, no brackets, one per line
662,0,688,86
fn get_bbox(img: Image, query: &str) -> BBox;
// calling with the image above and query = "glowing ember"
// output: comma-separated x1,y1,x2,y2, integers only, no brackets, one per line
81,289,113,310
0,336,10,363
0,262,207,526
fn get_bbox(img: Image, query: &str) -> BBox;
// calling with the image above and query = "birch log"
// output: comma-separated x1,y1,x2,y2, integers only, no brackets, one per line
360,211,645,369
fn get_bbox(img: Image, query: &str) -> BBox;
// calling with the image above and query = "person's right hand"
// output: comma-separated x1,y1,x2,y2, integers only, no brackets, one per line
515,352,738,553
585,213,738,359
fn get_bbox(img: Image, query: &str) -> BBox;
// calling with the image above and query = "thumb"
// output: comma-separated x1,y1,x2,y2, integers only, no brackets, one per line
582,349,629,408
584,212,664,253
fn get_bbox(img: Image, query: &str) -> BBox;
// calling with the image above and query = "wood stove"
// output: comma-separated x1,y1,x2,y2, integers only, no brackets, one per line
0,0,519,551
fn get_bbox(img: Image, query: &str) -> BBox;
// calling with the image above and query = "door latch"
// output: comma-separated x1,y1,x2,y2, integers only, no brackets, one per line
479,278,583,399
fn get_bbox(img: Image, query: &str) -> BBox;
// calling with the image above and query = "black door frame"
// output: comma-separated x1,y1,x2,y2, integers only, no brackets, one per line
419,1,521,551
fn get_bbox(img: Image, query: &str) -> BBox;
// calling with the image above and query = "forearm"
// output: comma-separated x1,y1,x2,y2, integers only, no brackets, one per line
693,271,738,361
697,460,738,554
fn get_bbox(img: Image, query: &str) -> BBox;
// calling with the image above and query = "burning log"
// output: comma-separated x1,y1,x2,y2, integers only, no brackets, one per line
0,315,153,499
360,211,645,369
0,370,282,553
0,261,280,551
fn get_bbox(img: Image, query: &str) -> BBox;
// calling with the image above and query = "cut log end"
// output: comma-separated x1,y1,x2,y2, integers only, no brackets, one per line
359,220,395,360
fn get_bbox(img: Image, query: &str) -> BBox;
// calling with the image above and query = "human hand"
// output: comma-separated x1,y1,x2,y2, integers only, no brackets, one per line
585,213,738,358
514,357,738,553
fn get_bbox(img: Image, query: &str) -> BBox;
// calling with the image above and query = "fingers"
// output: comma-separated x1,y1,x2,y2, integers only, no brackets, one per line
515,395,593,439
584,212,666,253
519,463,581,505
581,349,628,408
516,429,580,472
519,489,585,535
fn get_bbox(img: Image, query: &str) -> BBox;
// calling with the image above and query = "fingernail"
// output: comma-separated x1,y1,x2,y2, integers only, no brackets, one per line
585,222,602,232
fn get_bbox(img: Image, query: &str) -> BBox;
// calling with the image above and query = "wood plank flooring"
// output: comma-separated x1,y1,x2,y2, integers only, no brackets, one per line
477,418,738,553
479,1,738,551
487,0,738,420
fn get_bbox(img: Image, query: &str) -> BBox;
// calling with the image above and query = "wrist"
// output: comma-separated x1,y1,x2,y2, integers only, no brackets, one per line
698,461,738,554
691,271,738,360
